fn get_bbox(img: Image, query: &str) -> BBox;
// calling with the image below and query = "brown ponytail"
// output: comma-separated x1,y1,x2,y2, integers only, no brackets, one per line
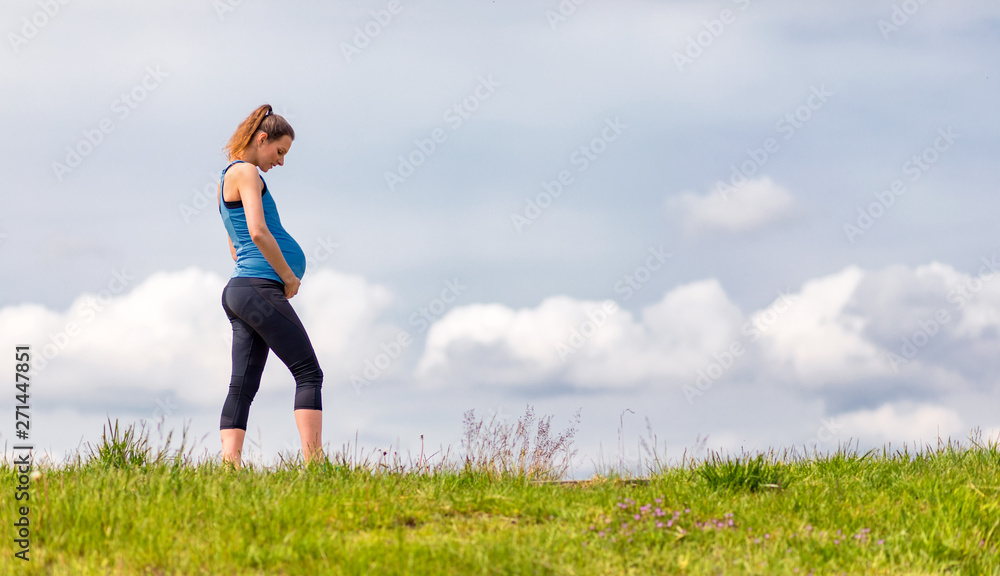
223,104,295,162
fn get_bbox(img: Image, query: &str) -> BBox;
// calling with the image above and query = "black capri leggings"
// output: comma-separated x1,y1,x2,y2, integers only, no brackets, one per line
220,277,323,430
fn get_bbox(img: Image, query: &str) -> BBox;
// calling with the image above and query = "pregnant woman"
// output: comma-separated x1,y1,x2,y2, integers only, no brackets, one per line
217,104,324,467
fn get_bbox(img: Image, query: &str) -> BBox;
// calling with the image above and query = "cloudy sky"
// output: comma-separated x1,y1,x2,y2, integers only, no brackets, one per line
2,0,999,475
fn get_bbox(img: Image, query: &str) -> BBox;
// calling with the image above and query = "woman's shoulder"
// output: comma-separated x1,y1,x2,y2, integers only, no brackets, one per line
226,161,259,177
222,161,263,202
224,161,263,188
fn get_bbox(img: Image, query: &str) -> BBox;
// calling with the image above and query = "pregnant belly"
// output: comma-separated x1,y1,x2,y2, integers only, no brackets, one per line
282,238,307,278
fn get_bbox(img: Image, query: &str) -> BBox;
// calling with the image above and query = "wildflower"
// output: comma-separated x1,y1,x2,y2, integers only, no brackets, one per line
764,534,770,539
877,539,885,545
684,508,691,513
656,521,664,528
655,497,663,504
834,539,840,545
634,514,640,521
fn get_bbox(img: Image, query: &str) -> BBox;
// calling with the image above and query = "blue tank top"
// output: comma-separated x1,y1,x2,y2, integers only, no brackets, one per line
218,160,306,282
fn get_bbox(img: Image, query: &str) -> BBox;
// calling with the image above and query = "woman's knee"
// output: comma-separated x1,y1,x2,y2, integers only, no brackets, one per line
291,358,323,387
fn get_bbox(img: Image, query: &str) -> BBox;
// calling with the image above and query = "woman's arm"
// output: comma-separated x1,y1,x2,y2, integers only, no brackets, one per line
231,165,301,298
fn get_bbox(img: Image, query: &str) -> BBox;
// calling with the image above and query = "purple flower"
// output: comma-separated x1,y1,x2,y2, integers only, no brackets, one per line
656,521,664,528
667,520,674,527
684,508,691,513
806,525,812,531
655,497,663,504
634,514,641,521
878,539,884,545
764,534,770,539
834,539,840,545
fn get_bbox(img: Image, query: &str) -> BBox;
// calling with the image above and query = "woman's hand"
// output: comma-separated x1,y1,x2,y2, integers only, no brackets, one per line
283,276,301,299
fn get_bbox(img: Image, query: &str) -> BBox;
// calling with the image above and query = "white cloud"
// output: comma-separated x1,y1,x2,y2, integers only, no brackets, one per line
838,402,965,445
0,267,402,409
4,259,1000,468
415,279,745,391
756,265,890,387
668,176,794,234
415,260,1000,401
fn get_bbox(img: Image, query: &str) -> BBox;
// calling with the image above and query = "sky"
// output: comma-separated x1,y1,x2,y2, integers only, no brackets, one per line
2,0,999,476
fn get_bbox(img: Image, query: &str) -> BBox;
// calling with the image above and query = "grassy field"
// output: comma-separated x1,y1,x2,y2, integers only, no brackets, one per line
2,410,999,575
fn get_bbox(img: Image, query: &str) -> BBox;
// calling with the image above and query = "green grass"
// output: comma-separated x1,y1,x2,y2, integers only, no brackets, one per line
2,412,999,575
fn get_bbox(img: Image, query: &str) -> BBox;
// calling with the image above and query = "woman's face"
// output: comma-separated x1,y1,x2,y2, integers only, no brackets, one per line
256,134,292,172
